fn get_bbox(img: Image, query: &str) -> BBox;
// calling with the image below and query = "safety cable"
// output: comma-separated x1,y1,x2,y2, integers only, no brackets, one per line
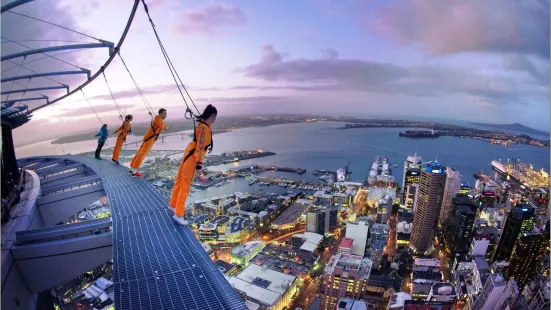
140,0,200,119
81,89,103,125
6,11,102,42
116,52,155,117
5,56,26,102
101,71,125,120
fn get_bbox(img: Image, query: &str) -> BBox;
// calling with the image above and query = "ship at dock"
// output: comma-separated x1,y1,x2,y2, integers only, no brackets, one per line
491,158,549,191
366,155,394,184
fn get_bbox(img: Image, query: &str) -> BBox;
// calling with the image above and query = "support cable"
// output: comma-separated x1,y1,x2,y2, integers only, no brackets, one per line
80,89,103,124
140,0,200,119
1,36,82,70
6,11,102,42
101,71,124,120
117,52,155,117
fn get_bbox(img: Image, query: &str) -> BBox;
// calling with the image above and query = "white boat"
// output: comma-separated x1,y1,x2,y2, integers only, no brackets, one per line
491,160,508,174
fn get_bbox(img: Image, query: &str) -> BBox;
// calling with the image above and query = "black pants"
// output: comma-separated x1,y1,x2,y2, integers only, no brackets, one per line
95,142,105,158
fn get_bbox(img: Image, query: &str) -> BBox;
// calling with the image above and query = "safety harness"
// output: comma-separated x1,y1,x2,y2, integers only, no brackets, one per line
182,120,213,170
143,119,160,142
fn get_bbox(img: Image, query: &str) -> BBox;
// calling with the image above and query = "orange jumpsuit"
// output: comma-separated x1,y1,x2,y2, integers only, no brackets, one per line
170,120,212,217
129,116,167,170
112,120,131,162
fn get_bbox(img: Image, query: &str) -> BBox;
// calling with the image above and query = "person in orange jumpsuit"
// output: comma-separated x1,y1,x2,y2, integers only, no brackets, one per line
170,104,217,225
129,108,168,177
111,114,133,165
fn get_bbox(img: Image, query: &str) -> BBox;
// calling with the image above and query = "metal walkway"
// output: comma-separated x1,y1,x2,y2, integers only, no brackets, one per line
20,155,247,310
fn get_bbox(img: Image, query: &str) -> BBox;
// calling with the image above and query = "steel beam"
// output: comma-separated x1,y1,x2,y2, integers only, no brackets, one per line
1,96,47,108
1,0,34,13
1,42,115,62
1,70,91,83
1,85,68,95
28,0,140,114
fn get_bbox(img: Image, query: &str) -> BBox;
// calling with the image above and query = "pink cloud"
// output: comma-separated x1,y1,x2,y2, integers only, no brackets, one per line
173,2,246,36
369,0,549,58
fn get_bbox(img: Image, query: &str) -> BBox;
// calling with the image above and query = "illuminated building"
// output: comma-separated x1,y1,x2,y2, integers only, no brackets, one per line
471,273,506,310
307,207,339,235
402,153,422,190
410,161,447,255
426,282,457,303
320,254,372,310
231,241,265,267
345,221,370,256
338,238,353,254
459,181,470,194
504,233,547,288
438,167,461,226
445,194,476,254
402,153,422,208
198,223,218,243
492,206,535,262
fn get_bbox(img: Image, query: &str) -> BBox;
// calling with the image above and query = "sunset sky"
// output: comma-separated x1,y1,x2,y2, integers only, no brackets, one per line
2,0,549,146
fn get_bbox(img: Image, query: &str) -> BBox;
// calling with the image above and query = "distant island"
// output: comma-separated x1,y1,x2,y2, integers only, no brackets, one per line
469,122,550,137
399,130,440,138
49,115,550,149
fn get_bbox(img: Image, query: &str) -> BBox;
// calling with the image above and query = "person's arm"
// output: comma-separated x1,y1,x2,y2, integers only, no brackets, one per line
194,125,210,170
114,124,123,134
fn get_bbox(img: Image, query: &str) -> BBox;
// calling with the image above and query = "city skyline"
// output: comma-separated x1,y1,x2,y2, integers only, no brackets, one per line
2,0,549,145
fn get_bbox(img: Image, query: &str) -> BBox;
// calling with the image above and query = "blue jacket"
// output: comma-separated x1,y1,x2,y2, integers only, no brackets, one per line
95,127,108,144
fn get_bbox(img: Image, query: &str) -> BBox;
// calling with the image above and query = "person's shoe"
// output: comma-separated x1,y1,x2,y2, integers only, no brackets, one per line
95,156,102,160
128,170,133,174
112,159,120,165
132,172,144,177
168,206,176,213
173,215,188,225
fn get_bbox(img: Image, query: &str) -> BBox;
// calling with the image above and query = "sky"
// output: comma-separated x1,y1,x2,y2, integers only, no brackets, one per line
1,0,550,146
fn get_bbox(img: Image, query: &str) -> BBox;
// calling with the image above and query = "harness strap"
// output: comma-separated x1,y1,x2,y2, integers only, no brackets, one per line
143,119,160,142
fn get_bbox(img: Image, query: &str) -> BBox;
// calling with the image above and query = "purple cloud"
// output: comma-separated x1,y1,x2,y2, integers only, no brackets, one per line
173,3,246,36
369,0,549,58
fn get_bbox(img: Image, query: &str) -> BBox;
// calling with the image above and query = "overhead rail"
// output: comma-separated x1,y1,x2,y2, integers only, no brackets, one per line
1,96,48,108
1,85,68,95
15,218,112,244
1,70,91,83
1,42,114,62
0,0,34,13
27,0,141,113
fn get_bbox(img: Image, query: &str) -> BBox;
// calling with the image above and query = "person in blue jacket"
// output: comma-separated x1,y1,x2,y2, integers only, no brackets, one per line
94,124,109,159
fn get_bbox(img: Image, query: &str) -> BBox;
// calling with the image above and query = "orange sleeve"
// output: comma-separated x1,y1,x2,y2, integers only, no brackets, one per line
153,116,165,134
114,124,123,134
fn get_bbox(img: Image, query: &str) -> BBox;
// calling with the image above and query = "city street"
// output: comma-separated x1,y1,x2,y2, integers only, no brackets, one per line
385,214,397,258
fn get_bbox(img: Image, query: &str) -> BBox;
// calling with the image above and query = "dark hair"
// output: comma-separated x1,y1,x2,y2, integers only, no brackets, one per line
102,124,107,129
198,104,217,120
158,108,166,115
126,114,133,120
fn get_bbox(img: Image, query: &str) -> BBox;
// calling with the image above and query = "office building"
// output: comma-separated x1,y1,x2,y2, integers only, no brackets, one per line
439,167,461,226
492,206,536,262
494,279,519,310
505,233,547,288
338,238,353,254
445,194,476,254
198,223,218,243
376,195,393,224
231,241,266,267
388,292,412,309
402,153,422,190
410,161,447,255
227,264,298,310
469,224,498,260
523,276,550,310
346,221,370,256
472,273,506,310
306,207,339,235
320,254,373,310
335,298,369,310
426,282,457,303
459,181,470,194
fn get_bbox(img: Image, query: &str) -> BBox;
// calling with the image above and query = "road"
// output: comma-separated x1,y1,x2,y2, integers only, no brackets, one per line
352,189,368,218
384,214,397,258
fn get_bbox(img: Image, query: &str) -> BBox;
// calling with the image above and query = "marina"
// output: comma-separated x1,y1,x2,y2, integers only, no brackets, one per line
491,159,549,191
366,155,394,185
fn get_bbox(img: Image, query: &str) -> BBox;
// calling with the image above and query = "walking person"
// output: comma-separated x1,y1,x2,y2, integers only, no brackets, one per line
170,105,217,225
129,108,168,177
112,114,133,164
94,124,109,159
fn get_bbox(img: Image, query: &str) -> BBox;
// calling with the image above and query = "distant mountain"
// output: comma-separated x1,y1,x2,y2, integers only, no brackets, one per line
470,122,549,136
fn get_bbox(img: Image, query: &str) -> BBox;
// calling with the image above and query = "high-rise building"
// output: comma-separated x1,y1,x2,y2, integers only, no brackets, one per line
306,207,339,235
346,221,370,256
439,167,461,226
377,195,393,224
459,181,470,194
338,238,353,254
410,161,447,255
494,279,520,310
472,273,506,310
320,253,372,310
445,194,476,254
505,233,547,288
426,282,457,303
492,206,536,262
522,276,550,310
402,153,422,189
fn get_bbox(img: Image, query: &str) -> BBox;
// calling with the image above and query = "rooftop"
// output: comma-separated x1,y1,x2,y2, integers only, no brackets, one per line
228,264,296,307
325,253,372,279
293,232,323,252
231,241,265,257
340,238,353,249
336,298,368,310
